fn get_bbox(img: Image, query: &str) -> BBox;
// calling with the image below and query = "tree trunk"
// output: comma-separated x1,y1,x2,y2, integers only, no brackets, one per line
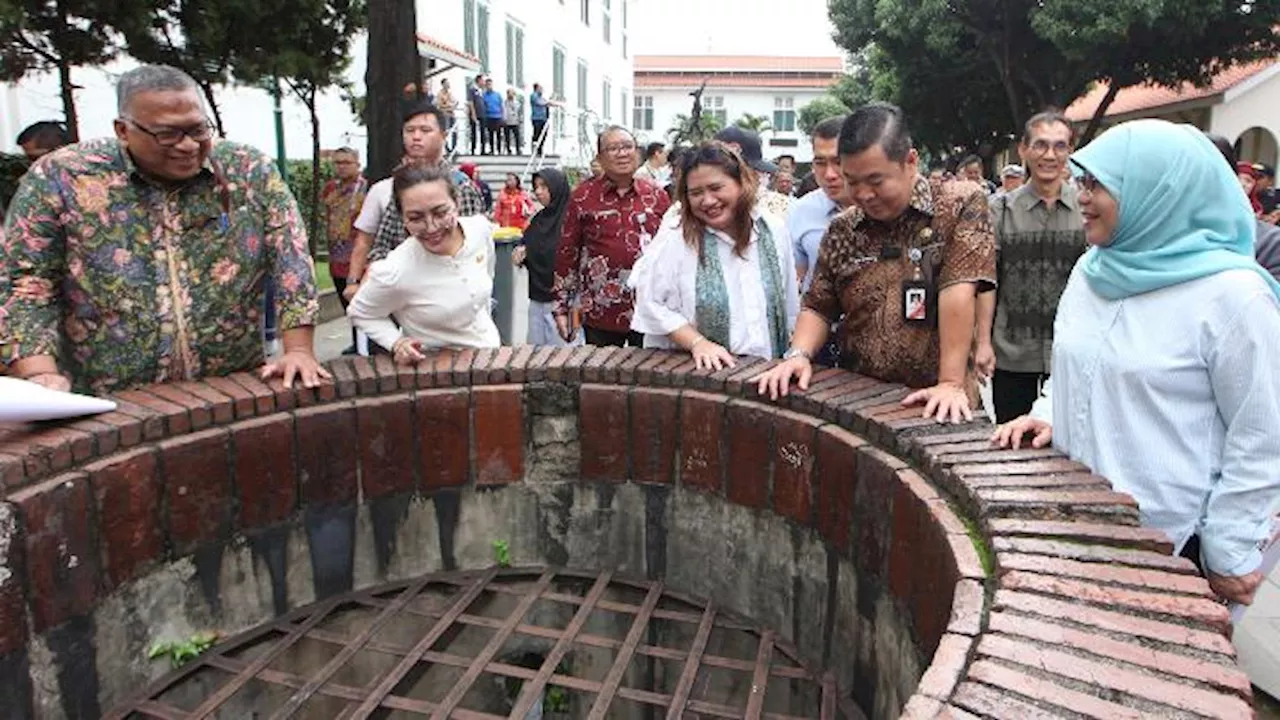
1079,81,1121,147
200,82,227,137
365,0,419,181
309,91,322,258
56,60,79,142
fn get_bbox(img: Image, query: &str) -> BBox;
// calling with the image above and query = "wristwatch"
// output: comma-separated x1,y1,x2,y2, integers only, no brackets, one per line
782,347,812,361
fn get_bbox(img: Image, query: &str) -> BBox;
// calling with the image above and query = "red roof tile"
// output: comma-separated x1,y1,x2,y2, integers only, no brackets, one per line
634,55,845,72
1065,59,1276,121
416,33,481,65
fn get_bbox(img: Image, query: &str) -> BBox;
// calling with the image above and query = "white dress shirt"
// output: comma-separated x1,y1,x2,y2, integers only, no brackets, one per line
347,215,501,350
629,212,799,359
1031,262,1280,577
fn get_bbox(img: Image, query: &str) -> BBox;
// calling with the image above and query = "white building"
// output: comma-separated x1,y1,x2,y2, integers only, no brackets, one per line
631,55,844,162
1065,58,1280,167
0,0,634,166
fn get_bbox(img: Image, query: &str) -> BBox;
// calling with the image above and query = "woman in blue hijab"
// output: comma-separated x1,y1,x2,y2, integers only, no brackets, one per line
994,119,1280,608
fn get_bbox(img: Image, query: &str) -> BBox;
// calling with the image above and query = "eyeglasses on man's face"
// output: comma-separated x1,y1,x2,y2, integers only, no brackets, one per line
1028,139,1071,156
124,118,215,147
603,142,637,156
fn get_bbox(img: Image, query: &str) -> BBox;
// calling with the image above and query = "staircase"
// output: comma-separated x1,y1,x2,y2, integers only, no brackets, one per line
453,153,565,197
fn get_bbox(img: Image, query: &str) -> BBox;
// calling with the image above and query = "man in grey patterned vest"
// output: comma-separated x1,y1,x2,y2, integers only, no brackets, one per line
975,110,1085,422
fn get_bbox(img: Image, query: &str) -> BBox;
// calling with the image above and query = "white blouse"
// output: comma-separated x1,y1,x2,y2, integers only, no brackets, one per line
629,212,799,359
347,215,501,350
1030,262,1280,577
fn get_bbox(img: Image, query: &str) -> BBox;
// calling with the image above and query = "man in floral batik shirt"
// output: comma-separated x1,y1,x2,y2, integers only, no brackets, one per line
0,65,327,395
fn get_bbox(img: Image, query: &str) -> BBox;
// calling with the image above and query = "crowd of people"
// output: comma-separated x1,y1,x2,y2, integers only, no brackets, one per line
1,63,1277,615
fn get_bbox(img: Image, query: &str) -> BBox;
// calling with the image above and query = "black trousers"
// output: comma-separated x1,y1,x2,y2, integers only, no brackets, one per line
469,116,482,153
532,119,548,154
503,124,521,154
485,118,503,154
585,326,644,348
331,277,358,349
992,369,1047,423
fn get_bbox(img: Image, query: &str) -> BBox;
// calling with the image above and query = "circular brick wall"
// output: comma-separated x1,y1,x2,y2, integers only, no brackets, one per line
0,346,1255,719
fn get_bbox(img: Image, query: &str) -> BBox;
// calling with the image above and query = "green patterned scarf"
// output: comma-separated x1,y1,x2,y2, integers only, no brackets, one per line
694,217,789,358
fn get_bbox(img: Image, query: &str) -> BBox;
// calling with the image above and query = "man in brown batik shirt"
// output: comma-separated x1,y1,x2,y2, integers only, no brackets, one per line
755,103,996,423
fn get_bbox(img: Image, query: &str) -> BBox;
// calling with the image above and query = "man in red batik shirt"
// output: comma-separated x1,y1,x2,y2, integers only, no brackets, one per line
553,126,670,347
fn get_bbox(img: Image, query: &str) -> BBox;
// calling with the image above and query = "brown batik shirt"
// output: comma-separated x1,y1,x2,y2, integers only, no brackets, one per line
803,175,996,388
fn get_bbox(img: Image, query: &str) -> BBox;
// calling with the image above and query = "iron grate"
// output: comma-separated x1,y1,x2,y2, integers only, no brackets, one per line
106,567,844,719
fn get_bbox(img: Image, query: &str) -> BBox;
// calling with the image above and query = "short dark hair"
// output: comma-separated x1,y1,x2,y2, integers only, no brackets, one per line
392,163,458,206
812,115,846,142
1204,132,1236,170
775,154,795,163
596,125,635,153
402,100,447,130
959,154,982,169
838,103,911,162
16,121,69,149
1022,109,1074,145
643,142,666,160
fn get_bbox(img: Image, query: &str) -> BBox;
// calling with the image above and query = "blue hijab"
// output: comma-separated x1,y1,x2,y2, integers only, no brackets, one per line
1070,119,1280,301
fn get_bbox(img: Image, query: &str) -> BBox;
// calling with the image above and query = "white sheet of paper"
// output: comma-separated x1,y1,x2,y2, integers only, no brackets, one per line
0,377,117,422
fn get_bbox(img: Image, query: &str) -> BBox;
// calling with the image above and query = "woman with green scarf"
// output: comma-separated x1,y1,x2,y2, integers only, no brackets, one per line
994,119,1280,608
629,142,799,370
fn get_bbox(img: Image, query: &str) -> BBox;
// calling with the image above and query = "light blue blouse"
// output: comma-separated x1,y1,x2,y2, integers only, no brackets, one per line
1032,262,1280,577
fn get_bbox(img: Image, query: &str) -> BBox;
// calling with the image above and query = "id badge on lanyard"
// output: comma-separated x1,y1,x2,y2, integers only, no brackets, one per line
901,230,935,327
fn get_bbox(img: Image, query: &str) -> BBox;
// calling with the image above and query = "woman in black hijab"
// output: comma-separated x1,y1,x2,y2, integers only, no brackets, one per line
513,168,580,345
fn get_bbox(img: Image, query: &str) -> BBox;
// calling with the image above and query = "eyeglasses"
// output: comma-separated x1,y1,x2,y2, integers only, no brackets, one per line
1028,139,1072,156
124,118,215,146
602,143,637,156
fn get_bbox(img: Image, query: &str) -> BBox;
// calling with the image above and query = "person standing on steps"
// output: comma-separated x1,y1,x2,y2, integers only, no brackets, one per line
468,74,486,155
343,103,484,324
483,78,505,156
552,126,670,347
529,83,560,156
503,87,525,155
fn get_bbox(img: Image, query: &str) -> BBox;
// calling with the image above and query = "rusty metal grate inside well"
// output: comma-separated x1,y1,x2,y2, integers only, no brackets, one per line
108,567,848,719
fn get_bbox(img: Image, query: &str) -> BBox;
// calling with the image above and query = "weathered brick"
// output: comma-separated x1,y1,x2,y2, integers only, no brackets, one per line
650,353,693,387
993,589,1234,657
678,391,726,494
579,385,628,483
327,357,361,397
976,635,1252,718
900,695,945,720
295,403,359,507
917,633,973,700
986,612,1250,698
996,553,1213,596
158,428,232,555
701,355,764,393
84,447,164,590
965,661,1143,720
486,346,515,384
989,536,1197,574
947,533,987,581
450,347,479,386
468,348,496,385
1000,571,1230,633
935,447,1065,466
986,519,1173,553
203,376,258,418
0,503,27,655
12,472,97,633
356,395,417,498
350,356,379,395
813,426,863,553
962,474,1111,491
232,414,298,528
144,384,214,429
581,346,617,383
473,385,524,485
505,345,537,384
370,353,401,393
938,706,984,720
173,381,236,425
850,444,894,574
429,349,458,386
105,397,168,441
724,401,772,510
771,409,819,525
948,579,984,636
724,358,777,396
225,372,277,415
0,453,26,493
92,411,145,449
634,351,672,385
976,489,1139,525
417,389,471,490
522,346,559,383
615,347,659,385
951,458,1089,478
952,680,1075,720
115,389,191,435
630,388,679,485
559,345,597,383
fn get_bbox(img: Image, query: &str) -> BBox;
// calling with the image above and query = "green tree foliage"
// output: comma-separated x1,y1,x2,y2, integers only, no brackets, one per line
666,112,724,146
828,0,1280,154
797,95,850,137
105,0,242,136
733,112,772,134
0,0,122,139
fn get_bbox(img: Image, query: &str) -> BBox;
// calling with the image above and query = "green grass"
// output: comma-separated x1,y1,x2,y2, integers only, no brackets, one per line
314,260,335,293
